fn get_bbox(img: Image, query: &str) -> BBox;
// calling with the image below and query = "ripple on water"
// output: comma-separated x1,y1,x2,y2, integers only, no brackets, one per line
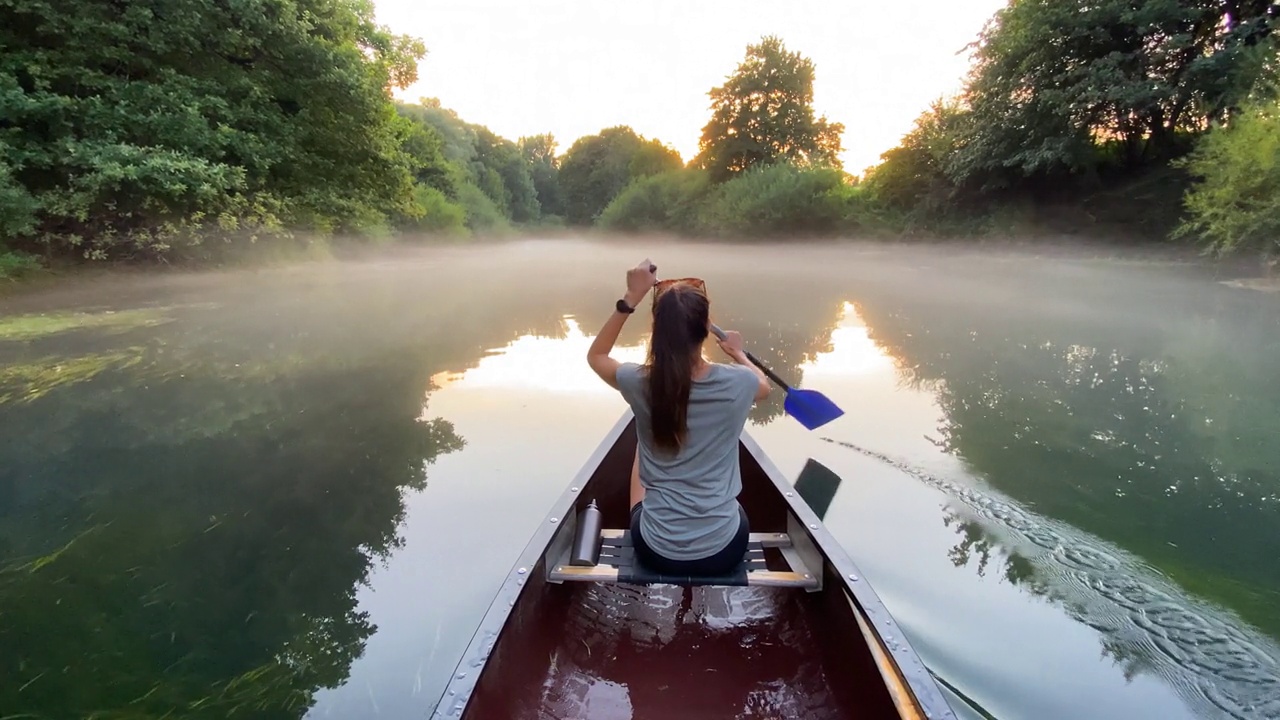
822,438,1280,720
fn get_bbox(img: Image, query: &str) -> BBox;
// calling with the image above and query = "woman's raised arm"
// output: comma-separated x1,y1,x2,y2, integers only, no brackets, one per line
587,259,657,389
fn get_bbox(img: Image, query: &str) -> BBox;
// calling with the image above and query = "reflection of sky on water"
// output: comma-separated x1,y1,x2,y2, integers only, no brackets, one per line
314,299,1277,720
429,317,647,397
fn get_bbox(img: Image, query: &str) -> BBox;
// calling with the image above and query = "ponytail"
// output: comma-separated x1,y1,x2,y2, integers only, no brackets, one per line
646,286,709,452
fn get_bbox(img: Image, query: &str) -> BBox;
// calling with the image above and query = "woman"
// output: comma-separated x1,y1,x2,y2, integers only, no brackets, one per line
587,259,770,576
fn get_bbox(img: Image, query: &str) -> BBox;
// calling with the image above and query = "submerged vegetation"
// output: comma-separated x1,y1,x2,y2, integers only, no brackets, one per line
0,308,172,342
0,1,1277,270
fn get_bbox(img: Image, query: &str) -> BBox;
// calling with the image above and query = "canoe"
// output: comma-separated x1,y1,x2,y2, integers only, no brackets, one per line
431,412,956,720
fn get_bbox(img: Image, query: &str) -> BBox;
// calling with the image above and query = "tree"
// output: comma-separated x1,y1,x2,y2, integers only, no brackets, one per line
865,99,971,213
558,127,682,225
473,127,540,222
0,0,426,256
400,101,543,225
693,36,844,181
520,134,564,219
1176,92,1280,257
952,0,1277,189
394,114,455,198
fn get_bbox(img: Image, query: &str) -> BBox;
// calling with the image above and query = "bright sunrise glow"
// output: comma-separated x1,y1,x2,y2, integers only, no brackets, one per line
375,0,1008,175
428,302,892,400
801,302,895,377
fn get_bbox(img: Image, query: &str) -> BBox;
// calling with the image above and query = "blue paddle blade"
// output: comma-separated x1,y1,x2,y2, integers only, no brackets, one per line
783,388,845,430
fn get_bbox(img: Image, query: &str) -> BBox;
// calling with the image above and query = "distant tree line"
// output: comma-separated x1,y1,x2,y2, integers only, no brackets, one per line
1,0,1277,277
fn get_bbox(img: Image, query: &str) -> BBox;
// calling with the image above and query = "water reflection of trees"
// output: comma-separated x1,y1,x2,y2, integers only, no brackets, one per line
851,271,1280,638
0,362,464,717
0,277,617,719
0,259,856,718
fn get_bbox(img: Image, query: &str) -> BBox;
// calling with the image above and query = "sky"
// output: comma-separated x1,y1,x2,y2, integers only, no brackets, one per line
375,0,1008,175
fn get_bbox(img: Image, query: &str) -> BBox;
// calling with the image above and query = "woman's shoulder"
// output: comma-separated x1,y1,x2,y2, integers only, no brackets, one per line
615,362,645,390
616,361,643,376
704,362,757,385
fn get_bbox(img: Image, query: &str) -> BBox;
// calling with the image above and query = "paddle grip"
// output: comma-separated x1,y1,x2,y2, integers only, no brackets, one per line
709,324,792,391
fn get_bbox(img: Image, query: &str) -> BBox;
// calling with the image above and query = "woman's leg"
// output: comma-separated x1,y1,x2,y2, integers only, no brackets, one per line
629,443,645,509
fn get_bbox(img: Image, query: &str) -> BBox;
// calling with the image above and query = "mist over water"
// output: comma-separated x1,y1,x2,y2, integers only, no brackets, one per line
1,238,1277,719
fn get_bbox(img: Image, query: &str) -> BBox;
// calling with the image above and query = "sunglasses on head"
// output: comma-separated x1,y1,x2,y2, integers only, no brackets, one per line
653,277,706,298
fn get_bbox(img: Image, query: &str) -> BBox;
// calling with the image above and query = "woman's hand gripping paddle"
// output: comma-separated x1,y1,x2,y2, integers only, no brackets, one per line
709,324,845,431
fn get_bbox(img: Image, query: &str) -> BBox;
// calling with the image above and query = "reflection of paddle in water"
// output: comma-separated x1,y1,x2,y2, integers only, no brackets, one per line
823,437,1280,720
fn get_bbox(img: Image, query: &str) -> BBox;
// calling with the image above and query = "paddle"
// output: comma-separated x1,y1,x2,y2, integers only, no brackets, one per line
709,323,845,430
793,457,843,519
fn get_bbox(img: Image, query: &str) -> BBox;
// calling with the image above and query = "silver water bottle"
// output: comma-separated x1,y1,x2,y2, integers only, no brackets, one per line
569,500,603,566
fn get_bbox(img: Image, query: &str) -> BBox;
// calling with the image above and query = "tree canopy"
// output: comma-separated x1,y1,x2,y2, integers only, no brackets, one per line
859,0,1280,255
2,2,1278,268
0,0,426,257
693,36,844,181
557,126,682,225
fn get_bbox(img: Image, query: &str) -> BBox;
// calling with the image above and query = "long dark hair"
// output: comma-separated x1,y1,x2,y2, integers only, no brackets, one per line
646,284,710,452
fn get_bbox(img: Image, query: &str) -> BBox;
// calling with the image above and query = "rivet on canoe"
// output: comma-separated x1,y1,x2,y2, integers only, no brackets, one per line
785,492,793,497
804,574,812,579
809,523,818,530
456,672,466,679
550,518,558,524
517,567,527,575
848,573,859,581
571,487,579,492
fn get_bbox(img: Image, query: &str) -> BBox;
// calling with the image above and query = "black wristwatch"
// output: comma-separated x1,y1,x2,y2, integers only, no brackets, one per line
616,298,635,314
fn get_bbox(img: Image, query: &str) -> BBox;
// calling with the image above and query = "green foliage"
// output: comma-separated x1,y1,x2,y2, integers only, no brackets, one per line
0,146,38,238
456,183,510,234
473,127,540,222
0,0,425,258
698,162,853,237
1177,93,1280,256
558,127,682,225
0,250,41,279
395,114,456,198
857,1,1279,250
596,162,856,238
520,134,564,219
395,101,546,231
403,185,468,236
597,169,713,233
864,99,970,214
694,36,844,181
953,0,1275,189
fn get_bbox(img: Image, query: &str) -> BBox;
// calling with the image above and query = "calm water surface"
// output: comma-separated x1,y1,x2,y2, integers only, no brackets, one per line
1,240,1277,719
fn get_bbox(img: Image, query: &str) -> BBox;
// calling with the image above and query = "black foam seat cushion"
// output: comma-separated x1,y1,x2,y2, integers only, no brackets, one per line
604,531,759,587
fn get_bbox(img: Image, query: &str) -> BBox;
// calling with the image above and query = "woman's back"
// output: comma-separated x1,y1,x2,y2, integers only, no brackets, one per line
615,361,760,561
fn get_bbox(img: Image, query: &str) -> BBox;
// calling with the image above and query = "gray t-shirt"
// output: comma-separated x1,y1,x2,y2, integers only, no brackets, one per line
615,361,759,560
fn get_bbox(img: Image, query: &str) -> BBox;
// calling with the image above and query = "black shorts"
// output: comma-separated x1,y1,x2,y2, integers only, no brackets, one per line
630,502,750,576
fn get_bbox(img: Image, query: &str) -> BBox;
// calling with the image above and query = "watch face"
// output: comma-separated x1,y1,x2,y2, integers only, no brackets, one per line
616,299,634,313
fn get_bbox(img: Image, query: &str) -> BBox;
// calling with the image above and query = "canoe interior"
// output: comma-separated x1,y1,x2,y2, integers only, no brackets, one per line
457,418,923,720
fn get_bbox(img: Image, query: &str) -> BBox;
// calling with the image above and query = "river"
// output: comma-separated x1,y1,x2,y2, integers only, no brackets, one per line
1,239,1277,719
